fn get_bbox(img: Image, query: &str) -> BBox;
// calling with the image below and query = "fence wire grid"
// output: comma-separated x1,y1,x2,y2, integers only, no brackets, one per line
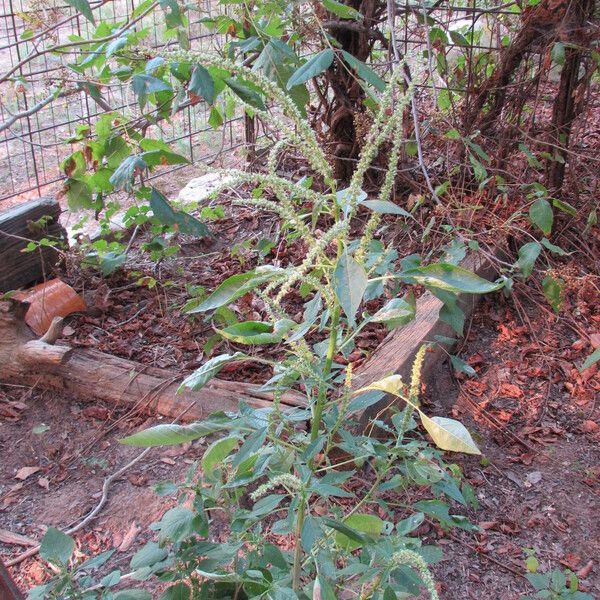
0,0,525,206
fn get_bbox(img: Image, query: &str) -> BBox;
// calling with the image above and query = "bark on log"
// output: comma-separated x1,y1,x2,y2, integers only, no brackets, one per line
352,253,498,427
0,198,66,292
0,302,305,421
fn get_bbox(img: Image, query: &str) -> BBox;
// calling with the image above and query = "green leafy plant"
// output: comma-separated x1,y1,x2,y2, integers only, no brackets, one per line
523,550,592,600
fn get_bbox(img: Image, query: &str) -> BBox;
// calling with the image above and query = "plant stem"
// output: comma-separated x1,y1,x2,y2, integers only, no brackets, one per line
310,303,341,445
292,495,306,592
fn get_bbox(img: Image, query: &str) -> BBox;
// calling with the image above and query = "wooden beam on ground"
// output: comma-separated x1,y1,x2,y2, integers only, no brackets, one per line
352,253,498,426
0,559,24,600
0,198,66,292
0,302,305,421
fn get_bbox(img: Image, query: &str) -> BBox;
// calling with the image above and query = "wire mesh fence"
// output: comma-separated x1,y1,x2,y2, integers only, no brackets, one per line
0,0,247,205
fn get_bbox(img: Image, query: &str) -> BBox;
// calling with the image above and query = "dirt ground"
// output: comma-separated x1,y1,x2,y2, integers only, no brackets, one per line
1,285,598,598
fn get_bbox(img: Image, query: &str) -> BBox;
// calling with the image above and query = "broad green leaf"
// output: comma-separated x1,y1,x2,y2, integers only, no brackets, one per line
287,49,334,89
542,275,562,312
186,266,282,313
130,542,168,570
160,583,191,600
301,515,321,553
225,78,266,111
179,352,245,391
131,74,171,109
65,0,95,23
109,155,147,192
158,507,196,543
551,41,565,65
142,149,189,168
361,199,411,217
217,319,295,344
401,263,503,294
189,65,215,104
419,414,480,454
371,293,416,328
39,528,75,565
529,198,553,236
65,178,94,209
201,436,240,473
322,0,360,19
150,188,209,236
340,51,386,91
355,374,403,397
515,242,541,278
449,30,469,46
114,592,152,600
582,347,600,371
120,413,234,446
333,514,384,550
333,249,368,325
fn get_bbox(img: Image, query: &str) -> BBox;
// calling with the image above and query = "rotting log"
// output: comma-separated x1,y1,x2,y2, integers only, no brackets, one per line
0,559,24,600
0,302,306,421
352,253,498,427
0,198,66,292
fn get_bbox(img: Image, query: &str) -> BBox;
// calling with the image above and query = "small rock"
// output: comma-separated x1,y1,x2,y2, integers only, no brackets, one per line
526,471,543,486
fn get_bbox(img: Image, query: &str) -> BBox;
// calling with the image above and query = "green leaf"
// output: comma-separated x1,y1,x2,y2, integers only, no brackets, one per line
130,542,168,570
186,267,282,313
225,78,266,111
551,41,565,65
160,583,191,600
515,242,541,278
333,514,384,550
142,149,189,168
301,515,321,553
371,293,416,328
179,352,245,391
322,0,360,18
401,263,503,294
109,156,147,192
450,355,476,376
158,507,196,543
541,237,568,256
552,198,576,216
529,198,553,236
65,0,95,23
333,249,368,325
361,199,411,217
217,319,295,345
131,74,172,109
114,590,152,600
189,65,215,103
39,528,75,565
201,436,240,474
65,178,94,210
420,414,481,454
150,188,210,236
449,30,469,46
340,51,386,91
542,275,562,312
287,49,334,89
120,413,234,446
582,347,600,371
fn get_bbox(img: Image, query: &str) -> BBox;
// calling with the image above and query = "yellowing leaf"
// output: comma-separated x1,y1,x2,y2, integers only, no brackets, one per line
355,374,403,397
419,414,480,455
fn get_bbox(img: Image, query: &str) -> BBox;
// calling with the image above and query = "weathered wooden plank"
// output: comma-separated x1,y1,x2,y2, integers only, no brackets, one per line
0,302,306,422
353,254,497,425
0,198,66,292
